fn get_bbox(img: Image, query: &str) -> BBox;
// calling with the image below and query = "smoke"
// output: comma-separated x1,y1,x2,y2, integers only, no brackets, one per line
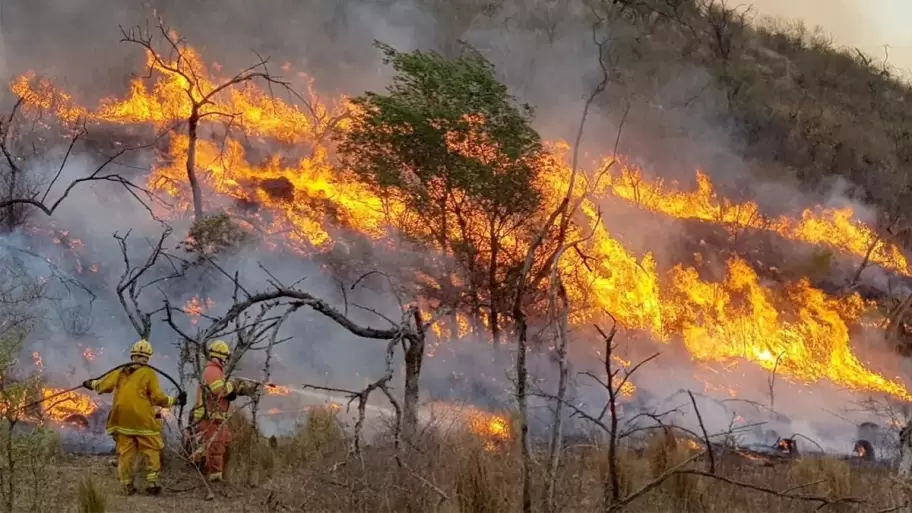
0,0,904,454
749,0,912,76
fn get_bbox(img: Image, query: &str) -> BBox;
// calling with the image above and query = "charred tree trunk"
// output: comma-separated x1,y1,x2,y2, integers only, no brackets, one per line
887,293,912,356
898,421,912,513
3,418,13,513
187,106,203,221
848,233,881,288
515,309,532,513
402,335,424,440
545,280,570,513
5,162,16,233
489,227,501,346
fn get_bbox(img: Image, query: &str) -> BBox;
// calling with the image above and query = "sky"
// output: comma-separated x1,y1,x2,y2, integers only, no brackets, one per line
752,0,912,74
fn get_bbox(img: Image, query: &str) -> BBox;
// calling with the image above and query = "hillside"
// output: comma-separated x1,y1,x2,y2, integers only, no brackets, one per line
595,0,912,240
3,2,912,513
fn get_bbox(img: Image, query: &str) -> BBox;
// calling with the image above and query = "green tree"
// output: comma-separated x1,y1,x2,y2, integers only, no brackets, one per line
336,42,545,343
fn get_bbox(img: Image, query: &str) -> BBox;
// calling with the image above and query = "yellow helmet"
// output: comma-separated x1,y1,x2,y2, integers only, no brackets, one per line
208,339,231,361
130,339,153,358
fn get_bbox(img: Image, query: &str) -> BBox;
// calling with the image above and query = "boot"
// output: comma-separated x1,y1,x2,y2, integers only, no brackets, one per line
207,472,223,483
121,483,137,496
146,483,162,495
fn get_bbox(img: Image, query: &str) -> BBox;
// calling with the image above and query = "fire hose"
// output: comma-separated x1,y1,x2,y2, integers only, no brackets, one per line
9,362,185,418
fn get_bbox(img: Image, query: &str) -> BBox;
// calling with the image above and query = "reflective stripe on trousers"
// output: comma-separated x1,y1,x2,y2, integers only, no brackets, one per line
114,434,164,485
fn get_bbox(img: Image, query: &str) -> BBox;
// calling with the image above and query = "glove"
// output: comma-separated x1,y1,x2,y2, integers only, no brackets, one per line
176,391,187,406
238,381,255,397
82,380,94,391
231,379,249,397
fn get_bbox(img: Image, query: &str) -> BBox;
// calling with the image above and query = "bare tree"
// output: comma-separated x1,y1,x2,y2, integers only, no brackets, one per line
0,99,158,228
544,273,570,513
767,350,785,411
156,265,434,440
114,225,181,341
506,14,622,511
120,19,297,221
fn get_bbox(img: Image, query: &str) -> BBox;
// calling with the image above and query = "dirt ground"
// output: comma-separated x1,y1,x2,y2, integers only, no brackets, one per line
52,454,275,513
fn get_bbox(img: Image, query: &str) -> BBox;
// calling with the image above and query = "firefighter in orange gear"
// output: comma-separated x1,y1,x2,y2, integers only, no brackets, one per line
190,339,258,482
83,340,187,495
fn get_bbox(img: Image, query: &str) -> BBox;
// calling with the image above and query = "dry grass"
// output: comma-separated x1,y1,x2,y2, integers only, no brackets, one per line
77,476,107,513
195,412,907,512
6,413,907,513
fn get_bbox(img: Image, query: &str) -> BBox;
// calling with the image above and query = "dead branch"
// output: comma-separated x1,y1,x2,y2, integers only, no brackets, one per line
678,469,865,508
687,390,715,473
114,225,178,340
0,110,161,219
768,350,785,411
607,450,705,512
247,303,298,486
300,336,402,459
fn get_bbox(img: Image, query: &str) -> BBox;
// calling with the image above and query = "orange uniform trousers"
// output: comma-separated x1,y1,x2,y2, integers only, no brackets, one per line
196,420,231,475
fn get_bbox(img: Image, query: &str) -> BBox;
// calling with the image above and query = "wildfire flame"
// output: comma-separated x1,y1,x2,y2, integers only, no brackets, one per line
10,37,912,406
184,296,215,325
467,412,511,451
82,347,97,362
0,386,97,426
428,402,512,450
264,384,291,395
40,387,98,423
605,168,908,273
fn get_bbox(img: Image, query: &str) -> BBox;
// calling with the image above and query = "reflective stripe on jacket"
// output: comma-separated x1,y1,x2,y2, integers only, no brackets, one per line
192,359,234,422
91,364,175,437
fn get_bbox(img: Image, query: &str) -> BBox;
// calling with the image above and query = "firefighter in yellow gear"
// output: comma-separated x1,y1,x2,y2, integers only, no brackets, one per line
83,340,187,496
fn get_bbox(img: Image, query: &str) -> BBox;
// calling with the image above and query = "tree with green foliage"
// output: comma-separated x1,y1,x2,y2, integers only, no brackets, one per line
0,264,59,513
336,42,546,344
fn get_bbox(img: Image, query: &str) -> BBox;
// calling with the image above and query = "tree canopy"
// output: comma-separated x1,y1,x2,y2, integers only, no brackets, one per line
336,42,548,340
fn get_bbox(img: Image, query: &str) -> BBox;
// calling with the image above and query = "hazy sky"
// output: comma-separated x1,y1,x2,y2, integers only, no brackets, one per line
752,0,912,73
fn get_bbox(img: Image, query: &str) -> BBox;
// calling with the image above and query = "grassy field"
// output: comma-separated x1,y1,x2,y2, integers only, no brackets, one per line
9,408,897,513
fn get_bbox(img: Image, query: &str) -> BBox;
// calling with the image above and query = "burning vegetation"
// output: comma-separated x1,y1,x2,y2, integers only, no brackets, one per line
3,5,912,510
9,30,911,406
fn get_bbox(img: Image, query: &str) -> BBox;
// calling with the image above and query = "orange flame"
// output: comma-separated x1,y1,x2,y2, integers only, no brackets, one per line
606,167,907,272
264,384,291,396
9,38,912,404
184,295,215,325
40,387,98,423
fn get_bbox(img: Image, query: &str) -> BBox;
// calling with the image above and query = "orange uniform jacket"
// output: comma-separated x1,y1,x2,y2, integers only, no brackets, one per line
192,359,234,422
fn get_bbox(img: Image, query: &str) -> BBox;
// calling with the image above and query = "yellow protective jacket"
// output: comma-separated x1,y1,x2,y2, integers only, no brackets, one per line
90,364,175,437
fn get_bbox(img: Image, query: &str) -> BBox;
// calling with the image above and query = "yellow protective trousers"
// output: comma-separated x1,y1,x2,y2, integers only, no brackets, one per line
114,434,164,485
